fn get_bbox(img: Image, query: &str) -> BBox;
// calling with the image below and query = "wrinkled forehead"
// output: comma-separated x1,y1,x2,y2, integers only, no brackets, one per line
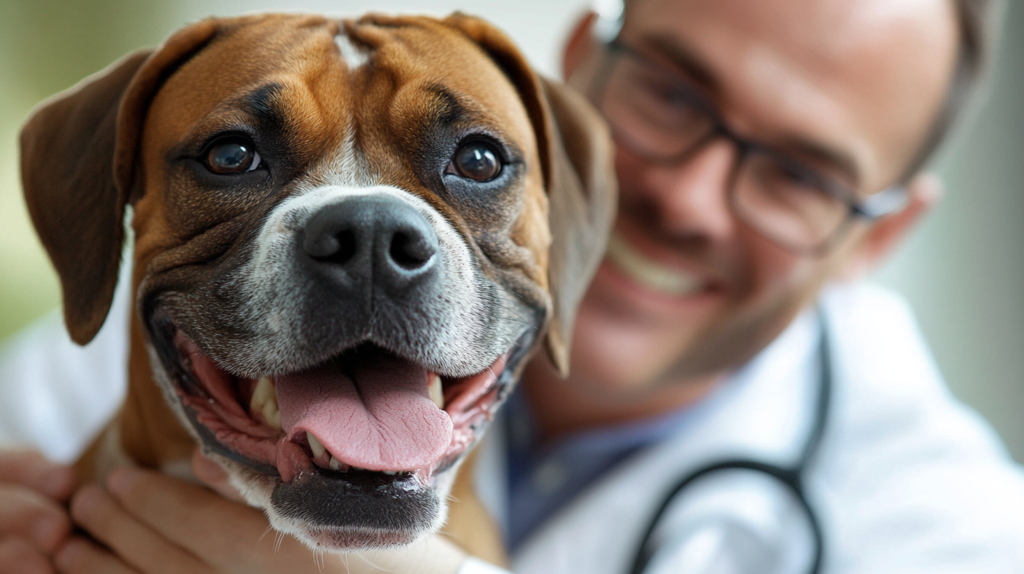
143,15,536,166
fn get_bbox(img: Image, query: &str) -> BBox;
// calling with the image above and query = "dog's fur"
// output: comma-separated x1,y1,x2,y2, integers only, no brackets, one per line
20,13,613,557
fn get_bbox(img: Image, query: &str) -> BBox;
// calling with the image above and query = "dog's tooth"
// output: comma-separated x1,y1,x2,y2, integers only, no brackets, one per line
306,432,326,459
329,457,349,472
262,398,282,431
428,373,444,409
383,470,397,476
250,377,274,412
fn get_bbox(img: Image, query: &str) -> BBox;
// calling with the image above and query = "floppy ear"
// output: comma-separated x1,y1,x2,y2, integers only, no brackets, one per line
20,21,218,345
533,78,617,377
444,14,617,377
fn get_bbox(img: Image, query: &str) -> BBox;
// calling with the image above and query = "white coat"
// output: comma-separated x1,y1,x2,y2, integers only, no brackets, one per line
464,283,1024,574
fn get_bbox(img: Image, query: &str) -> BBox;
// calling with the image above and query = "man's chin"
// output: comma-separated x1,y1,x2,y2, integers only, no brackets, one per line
566,295,707,392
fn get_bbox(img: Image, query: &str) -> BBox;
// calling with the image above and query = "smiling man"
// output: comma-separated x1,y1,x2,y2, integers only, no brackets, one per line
2,0,1024,573
537,0,958,426
497,1,1024,571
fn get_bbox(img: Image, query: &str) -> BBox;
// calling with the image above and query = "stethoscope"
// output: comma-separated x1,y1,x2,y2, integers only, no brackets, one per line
628,309,833,574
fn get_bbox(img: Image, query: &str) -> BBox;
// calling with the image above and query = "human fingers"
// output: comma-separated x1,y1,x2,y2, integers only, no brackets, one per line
190,449,244,503
53,537,138,574
0,482,72,553
106,467,276,572
69,484,212,574
0,449,75,501
0,537,54,574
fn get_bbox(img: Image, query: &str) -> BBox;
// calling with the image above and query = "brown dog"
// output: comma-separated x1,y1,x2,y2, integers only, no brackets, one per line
19,13,613,557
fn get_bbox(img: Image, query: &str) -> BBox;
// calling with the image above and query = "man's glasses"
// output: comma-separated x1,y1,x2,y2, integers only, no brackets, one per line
591,40,909,254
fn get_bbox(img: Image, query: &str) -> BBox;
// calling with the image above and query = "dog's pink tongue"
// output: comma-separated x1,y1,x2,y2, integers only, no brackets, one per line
274,357,452,473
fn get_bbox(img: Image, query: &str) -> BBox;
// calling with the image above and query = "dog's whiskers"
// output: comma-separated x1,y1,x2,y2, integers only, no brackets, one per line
491,301,535,324
275,530,286,554
314,547,326,572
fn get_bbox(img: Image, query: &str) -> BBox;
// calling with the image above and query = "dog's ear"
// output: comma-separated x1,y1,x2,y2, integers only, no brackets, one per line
20,21,218,345
445,14,617,377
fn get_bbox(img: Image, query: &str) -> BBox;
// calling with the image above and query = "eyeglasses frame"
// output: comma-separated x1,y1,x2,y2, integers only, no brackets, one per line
589,39,910,255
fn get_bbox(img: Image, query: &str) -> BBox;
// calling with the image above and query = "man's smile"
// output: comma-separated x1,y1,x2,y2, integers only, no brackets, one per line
605,230,705,296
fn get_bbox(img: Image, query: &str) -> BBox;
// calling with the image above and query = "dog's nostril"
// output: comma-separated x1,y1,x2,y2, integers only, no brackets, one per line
310,229,357,265
389,231,433,271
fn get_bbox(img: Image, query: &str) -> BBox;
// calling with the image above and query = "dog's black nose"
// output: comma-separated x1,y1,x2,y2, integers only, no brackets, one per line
301,195,438,297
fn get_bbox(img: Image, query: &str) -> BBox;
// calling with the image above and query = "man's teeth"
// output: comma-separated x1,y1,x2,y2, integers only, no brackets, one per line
605,231,704,296
428,373,444,409
250,377,282,430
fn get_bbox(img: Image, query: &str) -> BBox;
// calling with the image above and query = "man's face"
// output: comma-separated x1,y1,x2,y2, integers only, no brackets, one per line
564,0,957,394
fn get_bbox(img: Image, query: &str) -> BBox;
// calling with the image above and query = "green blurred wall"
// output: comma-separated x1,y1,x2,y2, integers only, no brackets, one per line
0,0,175,340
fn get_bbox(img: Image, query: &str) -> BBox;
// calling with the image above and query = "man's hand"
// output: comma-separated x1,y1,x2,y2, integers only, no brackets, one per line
0,449,75,574
55,450,469,574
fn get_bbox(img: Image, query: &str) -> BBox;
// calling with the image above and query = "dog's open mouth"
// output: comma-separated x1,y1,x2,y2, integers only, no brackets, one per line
160,322,505,488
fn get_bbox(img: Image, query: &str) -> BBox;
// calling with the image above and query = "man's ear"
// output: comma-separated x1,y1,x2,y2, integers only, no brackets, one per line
444,14,617,377
19,21,217,345
840,173,943,280
562,12,599,81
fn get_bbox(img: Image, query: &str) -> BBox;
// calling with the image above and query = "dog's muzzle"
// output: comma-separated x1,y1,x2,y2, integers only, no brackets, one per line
145,187,534,546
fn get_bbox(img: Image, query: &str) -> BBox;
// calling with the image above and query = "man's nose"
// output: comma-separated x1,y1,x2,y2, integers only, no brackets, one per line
643,139,737,240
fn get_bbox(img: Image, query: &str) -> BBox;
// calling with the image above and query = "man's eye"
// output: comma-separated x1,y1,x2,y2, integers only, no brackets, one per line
448,141,502,182
205,138,261,175
774,163,820,189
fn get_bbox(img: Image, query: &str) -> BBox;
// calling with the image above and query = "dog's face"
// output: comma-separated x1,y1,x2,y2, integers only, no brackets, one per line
21,13,614,551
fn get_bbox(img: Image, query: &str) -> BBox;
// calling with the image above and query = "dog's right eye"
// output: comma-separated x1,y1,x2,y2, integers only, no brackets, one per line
204,137,262,175
447,140,503,182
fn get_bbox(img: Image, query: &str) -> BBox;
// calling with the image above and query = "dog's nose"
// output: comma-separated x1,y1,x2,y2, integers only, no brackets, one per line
301,195,438,296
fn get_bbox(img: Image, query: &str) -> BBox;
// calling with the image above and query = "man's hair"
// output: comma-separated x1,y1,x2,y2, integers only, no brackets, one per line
905,0,1006,178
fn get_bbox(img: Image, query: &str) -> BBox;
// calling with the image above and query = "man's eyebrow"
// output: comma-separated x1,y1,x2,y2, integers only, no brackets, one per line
640,32,721,94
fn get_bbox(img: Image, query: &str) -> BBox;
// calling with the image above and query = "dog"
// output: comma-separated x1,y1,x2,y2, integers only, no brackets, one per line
19,12,614,556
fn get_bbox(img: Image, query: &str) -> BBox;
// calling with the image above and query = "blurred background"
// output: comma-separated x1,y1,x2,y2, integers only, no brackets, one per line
0,0,1021,460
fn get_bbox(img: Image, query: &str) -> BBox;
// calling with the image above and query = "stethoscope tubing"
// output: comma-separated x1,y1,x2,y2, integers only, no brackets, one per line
628,308,834,574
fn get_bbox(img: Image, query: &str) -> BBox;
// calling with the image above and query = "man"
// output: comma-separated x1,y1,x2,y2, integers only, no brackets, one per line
2,0,1023,572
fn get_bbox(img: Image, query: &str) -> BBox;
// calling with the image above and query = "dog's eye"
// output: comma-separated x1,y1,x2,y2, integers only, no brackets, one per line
205,138,261,175
449,141,502,182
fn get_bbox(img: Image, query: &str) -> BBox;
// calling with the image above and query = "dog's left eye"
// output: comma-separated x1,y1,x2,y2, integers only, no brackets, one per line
448,141,502,182
205,137,262,175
